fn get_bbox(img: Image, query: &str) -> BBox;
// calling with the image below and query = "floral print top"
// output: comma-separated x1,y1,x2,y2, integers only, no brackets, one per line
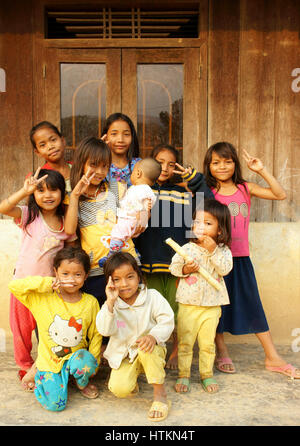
107,157,141,187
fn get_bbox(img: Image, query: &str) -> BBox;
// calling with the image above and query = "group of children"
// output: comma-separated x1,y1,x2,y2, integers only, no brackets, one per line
2,113,299,422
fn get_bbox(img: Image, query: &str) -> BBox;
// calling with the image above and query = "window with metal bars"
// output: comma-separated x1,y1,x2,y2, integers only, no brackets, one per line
46,8,199,39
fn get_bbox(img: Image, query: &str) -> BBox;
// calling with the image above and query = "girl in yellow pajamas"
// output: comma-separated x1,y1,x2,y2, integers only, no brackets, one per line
169,199,233,394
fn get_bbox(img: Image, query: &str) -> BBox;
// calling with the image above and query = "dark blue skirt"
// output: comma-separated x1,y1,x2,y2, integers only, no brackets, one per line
217,257,269,335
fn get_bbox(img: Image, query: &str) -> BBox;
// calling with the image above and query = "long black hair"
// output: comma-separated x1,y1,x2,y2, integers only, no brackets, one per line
102,113,140,167
25,169,65,231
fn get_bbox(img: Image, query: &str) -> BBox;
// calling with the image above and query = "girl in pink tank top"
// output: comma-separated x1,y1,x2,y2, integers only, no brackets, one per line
203,142,300,380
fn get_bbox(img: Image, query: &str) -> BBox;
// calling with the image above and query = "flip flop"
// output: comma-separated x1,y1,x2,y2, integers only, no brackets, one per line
174,378,191,393
148,400,171,422
215,357,236,374
201,377,219,393
265,363,300,379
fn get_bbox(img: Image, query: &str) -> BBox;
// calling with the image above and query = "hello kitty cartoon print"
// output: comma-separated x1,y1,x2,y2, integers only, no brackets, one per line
49,315,83,358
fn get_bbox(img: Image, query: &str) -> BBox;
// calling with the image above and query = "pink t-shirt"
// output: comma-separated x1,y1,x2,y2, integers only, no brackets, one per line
14,206,77,278
213,183,251,257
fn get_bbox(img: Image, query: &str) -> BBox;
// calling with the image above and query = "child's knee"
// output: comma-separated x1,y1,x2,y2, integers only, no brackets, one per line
108,375,136,398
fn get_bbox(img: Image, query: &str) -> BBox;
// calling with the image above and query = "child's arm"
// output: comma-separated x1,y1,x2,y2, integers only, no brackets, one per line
64,169,95,234
208,245,233,276
173,163,214,198
138,291,174,350
243,150,286,200
8,276,54,306
0,168,48,219
86,300,102,366
169,251,195,277
95,276,119,337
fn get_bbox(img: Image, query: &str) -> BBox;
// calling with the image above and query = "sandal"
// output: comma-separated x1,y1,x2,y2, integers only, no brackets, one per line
266,363,300,379
148,400,171,422
215,357,236,374
201,377,219,393
174,378,191,393
76,381,99,399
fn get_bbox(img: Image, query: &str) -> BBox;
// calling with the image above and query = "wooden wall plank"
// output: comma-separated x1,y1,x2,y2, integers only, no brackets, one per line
239,0,276,222
208,0,241,149
273,0,300,222
0,0,34,204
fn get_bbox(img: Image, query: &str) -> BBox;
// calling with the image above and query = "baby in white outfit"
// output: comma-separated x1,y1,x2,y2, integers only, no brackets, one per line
99,158,161,266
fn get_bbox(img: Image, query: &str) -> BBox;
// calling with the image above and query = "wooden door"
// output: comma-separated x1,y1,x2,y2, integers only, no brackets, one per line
35,46,206,169
34,47,121,164
122,47,207,168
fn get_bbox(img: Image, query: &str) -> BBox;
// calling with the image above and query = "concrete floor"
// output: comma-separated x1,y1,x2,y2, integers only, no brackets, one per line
0,336,300,428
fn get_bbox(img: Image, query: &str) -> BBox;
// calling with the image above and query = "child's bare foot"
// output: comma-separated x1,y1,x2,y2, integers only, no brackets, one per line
19,363,37,391
265,358,300,379
148,384,170,422
166,350,178,370
76,381,99,399
166,339,178,370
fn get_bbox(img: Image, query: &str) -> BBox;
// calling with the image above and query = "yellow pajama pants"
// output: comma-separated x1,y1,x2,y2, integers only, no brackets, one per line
108,345,167,398
177,303,221,380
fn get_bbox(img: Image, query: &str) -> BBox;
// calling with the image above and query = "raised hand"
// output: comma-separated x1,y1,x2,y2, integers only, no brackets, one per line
105,276,119,311
243,149,264,173
197,234,217,253
172,163,193,177
71,168,95,198
23,167,48,195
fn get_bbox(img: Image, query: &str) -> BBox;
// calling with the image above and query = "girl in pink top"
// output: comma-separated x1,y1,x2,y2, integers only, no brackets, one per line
203,142,300,379
0,168,77,390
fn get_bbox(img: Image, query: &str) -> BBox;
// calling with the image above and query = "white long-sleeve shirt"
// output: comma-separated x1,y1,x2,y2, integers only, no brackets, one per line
169,242,233,307
96,285,174,369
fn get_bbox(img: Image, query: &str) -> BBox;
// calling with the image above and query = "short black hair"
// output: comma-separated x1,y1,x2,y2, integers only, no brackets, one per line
53,246,91,275
30,121,62,149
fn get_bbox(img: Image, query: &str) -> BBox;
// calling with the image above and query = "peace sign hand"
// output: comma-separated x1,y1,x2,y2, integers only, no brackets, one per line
172,163,193,177
23,167,48,195
72,168,95,198
243,149,264,173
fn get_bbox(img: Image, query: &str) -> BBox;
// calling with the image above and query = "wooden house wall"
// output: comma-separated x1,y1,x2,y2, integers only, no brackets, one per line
0,0,299,221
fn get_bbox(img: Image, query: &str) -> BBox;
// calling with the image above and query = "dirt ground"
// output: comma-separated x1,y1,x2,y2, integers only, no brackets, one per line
0,336,300,429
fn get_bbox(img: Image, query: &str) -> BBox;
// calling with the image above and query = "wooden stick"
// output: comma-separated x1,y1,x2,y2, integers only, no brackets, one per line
165,237,222,291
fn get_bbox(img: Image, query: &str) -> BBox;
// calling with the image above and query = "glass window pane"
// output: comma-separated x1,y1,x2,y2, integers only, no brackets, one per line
137,64,183,161
60,63,106,155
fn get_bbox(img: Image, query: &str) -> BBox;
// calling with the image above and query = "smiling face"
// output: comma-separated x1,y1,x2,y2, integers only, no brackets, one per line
209,151,235,184
54,259,88,296
33,127,66,163
83,158,109,186
154,149,177,184
111,263,140,305
106,119,132,158
33,182,62,212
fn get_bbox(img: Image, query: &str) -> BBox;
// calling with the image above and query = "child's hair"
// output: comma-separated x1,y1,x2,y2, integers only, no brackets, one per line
151,143,180,163
25,169,65,230
103,252,144,285
192,198,232,246
53,246,91,275
137,158,162,184
70,136,111,191
102,113,140,163
30,121,62,149
150,144,182,183
203,142,247,192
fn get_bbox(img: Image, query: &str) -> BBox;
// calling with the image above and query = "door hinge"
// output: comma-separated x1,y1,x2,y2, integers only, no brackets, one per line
43,64,46,79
